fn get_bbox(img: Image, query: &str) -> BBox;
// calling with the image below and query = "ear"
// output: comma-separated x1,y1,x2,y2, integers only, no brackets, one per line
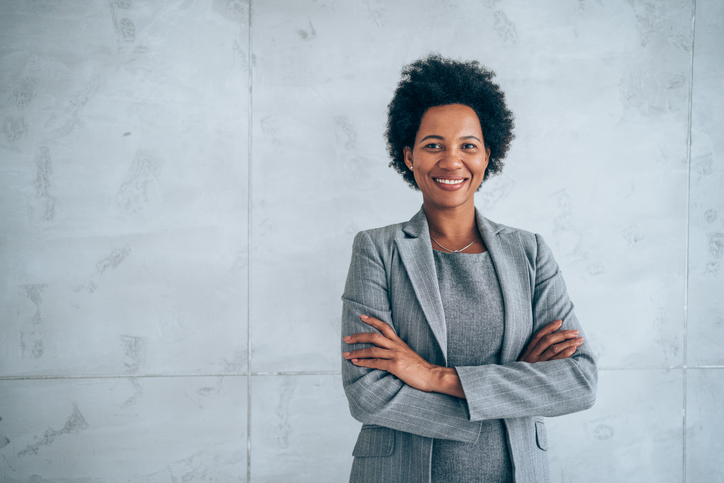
403,146,413,170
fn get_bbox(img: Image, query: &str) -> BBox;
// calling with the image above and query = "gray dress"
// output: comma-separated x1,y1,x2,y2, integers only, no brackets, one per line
430,250,514,483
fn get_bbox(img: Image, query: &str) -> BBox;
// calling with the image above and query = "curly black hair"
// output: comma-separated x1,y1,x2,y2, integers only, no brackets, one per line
386,54,515,190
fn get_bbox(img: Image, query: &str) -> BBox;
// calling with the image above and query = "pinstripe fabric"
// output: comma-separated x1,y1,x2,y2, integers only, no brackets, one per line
341,207,597,483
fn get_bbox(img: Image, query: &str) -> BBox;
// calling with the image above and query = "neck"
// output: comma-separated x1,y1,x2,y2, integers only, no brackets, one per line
422,201,478,242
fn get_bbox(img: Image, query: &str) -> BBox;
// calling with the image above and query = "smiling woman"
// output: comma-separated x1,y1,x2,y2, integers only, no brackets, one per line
404,104,490,250
340,54,597,483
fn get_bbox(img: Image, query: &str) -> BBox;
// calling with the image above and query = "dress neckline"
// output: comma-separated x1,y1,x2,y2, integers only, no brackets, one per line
432,249,489,257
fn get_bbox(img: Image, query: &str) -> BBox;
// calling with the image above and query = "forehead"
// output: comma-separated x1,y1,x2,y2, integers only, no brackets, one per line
417,104,482,135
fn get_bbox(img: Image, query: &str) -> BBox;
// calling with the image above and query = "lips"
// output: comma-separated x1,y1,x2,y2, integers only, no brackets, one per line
434,178,465,185
432,177,468,191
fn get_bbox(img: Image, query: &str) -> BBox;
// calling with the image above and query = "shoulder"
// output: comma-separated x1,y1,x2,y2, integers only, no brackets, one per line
479,215,553,266
360,221,406,242
353,206,427,249
352,221,406,256
480,216,539,248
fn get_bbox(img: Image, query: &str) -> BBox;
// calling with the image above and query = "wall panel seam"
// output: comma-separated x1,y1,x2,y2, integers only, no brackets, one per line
4,366,724,382
247,0,254,481
683,1,698,481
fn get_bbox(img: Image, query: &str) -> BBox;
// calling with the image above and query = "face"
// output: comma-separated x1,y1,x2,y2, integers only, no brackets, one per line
404,104,490,213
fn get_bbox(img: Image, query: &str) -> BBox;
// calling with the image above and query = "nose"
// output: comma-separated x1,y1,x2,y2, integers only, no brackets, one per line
438,147,463,170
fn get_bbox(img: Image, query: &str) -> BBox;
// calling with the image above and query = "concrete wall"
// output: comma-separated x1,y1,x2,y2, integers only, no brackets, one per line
0,0,721,481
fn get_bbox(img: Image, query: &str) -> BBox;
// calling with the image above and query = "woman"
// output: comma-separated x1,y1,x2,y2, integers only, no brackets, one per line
341,54,597,483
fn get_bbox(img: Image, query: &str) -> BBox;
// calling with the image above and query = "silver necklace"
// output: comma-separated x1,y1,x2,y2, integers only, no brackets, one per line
430,234,480,253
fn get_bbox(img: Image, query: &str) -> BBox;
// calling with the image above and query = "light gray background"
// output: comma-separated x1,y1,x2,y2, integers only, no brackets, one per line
0,0,721,481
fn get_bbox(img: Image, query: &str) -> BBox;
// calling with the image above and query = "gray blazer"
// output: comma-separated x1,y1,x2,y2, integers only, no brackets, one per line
341,207,597,483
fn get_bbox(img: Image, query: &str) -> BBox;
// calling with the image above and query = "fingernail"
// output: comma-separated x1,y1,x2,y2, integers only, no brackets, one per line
351,358,358,363
570,330,579,336
343,352,350,357
343,336,351,341
360,315,369,320
577,337,584,344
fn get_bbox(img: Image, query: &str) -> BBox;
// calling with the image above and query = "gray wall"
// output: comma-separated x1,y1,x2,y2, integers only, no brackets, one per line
0,0,721,481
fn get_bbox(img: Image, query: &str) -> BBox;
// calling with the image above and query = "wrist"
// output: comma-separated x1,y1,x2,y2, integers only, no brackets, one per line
429,366,465,399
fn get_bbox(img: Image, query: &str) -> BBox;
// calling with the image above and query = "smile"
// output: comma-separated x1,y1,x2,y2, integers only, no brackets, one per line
434,178,465,185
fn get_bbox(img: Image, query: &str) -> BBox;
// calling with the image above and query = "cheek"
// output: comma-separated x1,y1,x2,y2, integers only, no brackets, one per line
413,170,425,187
479,158,490,176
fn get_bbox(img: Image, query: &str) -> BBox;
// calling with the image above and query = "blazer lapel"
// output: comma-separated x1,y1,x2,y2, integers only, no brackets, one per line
395,208,449,364
477,210,531,364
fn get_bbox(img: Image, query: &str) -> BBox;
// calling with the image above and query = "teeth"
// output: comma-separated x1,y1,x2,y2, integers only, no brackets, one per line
435,178,465,185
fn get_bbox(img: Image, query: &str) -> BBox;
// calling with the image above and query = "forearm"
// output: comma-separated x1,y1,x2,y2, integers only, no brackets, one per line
343,363,481,442
429,366,466,399
343,296,596,425
430,345,595,420
342,299,481,442
455,355,597,421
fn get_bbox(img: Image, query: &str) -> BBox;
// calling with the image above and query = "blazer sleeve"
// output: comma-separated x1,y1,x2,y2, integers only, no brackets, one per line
341,231,482,443
454,233,598,421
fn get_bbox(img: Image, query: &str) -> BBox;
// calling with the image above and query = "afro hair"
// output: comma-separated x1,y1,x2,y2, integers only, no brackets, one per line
385,54,515,190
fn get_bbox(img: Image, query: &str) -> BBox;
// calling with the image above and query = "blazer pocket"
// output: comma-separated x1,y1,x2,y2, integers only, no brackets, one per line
352,426,395,457
535,420,548,451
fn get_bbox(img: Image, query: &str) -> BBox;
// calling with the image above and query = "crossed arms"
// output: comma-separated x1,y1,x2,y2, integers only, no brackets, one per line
341,230,597,442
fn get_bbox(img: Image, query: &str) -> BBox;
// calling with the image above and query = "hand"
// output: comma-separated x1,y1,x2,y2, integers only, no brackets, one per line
518,319,583,363
343,315,441,393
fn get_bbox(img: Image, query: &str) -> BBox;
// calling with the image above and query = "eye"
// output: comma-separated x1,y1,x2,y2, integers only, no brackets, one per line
462,143,477,149
424,143,442,149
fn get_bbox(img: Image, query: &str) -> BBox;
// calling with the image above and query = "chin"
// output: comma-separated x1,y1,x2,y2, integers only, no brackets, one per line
428,196,474,210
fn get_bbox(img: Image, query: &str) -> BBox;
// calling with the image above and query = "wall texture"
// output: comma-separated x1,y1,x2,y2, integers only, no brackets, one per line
0,0,721,481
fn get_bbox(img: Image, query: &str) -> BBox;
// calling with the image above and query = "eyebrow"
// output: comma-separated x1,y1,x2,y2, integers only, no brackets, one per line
419,135,482,144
